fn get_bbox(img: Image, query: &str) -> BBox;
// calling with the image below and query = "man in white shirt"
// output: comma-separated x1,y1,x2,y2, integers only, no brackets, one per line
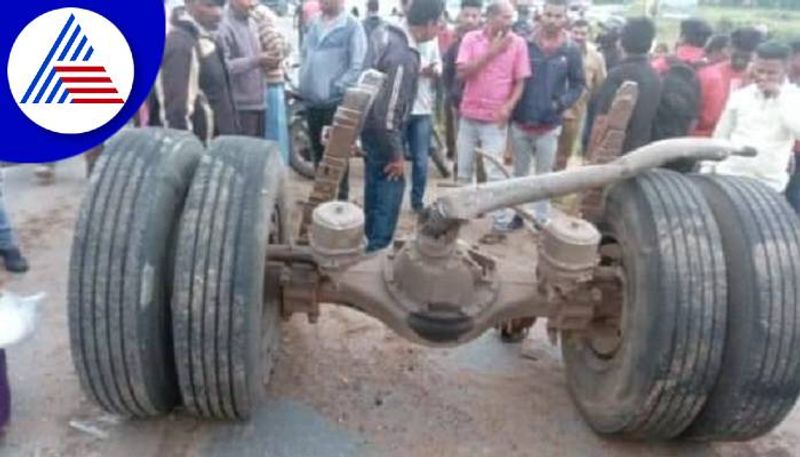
404,38,441,212
704,41,800,192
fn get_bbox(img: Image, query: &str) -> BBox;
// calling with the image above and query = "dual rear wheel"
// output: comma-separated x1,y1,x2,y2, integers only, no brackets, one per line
68,129,286,419
565,169,800,441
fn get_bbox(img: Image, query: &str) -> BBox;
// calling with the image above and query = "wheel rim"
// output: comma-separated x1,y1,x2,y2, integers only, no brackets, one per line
585,236,626,360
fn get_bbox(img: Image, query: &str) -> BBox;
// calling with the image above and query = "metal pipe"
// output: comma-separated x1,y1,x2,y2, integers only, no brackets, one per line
267,244,317,264
430,138,755,222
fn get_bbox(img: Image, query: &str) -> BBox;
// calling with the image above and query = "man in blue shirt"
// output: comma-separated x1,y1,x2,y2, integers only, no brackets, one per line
299,0,366,200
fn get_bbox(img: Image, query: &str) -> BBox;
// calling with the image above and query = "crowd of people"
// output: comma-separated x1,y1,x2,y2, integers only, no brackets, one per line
143,0,800,252
297,0,798,249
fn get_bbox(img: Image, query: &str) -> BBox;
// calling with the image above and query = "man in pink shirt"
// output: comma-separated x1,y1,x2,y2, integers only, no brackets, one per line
456,0,530,233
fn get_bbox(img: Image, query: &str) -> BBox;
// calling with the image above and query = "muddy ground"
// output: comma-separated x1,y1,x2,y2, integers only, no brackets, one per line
0,156,797,457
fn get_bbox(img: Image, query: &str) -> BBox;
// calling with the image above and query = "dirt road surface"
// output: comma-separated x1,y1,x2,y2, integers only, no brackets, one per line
0,155,798,457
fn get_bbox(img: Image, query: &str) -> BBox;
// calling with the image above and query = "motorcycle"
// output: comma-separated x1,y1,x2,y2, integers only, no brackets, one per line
285,75,315,179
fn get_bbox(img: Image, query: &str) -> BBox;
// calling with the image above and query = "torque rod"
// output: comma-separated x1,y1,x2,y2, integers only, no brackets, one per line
422,138,756,236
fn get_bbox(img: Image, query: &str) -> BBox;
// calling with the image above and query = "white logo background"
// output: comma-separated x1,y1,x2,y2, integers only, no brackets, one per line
7,8,135,134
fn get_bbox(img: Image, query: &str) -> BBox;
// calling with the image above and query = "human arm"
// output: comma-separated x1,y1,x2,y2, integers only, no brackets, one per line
495,78,525,125
421,43,442,78
712,96,736,141
456,33,512,81
778,88,800,139
556,47,586,113
332,22,368,96
368,55,419,174
160,36,196,130
696,70,727,136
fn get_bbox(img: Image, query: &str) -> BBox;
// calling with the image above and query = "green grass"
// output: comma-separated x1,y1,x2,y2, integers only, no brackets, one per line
621,2,800,44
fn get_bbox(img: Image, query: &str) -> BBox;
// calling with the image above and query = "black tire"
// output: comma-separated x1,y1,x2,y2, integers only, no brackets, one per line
172,136,286,419
685,175,800,441
289,116,315,179
562,169,727,439
68,128,203,416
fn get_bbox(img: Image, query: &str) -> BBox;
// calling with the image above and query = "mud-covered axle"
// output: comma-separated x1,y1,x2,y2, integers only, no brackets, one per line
276,137,755,346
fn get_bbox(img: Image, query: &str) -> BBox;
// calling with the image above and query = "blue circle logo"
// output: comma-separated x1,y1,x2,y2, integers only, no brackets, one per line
1,1,165,162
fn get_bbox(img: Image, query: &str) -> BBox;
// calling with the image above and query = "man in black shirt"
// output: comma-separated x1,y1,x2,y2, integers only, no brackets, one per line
440,0,483,159
361,0,445,252
150,0,238,142
590,16,661,154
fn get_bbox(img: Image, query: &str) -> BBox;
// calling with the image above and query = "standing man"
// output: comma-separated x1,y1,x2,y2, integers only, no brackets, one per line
299,0,366,200
785,40,800,212
652,18,725,139
556,18,604,170
296,0,321,49
404,37,442,212
361,0,445,252
0,176,28,273
596,16,624,71
362,0,384,37
150,0,238,142
455,0,530,234
512,4,534,37
509,0,585,229
705,34,731,65
715,27,765,106
441,0,483,160
703,42,800,193
590,17,661,155
219,0,269,137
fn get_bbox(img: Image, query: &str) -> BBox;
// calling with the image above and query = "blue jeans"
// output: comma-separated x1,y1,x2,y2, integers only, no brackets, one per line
404,114,432,211
511,124,562,224
456,117,512,229
362,134,406,253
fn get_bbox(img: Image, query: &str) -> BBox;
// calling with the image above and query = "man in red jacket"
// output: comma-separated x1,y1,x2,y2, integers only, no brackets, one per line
652,18,725,137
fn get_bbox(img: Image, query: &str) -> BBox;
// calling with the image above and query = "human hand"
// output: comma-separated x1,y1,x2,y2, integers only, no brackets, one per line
420,62,439,78
494,105,512,126
489,33,512,57
384,159,405,180
260,52,282,68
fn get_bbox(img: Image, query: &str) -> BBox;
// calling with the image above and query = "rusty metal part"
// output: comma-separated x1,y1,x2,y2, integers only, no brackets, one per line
384,237,499,319
426,138,756,230
308,244,544,346
279,262,321,323
496,317,537,342
267,244,316,264
309,201,365,269
298,70,385,241
581,81,639,221
476,149,537,224
586,81,638,164
585,265,625,357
